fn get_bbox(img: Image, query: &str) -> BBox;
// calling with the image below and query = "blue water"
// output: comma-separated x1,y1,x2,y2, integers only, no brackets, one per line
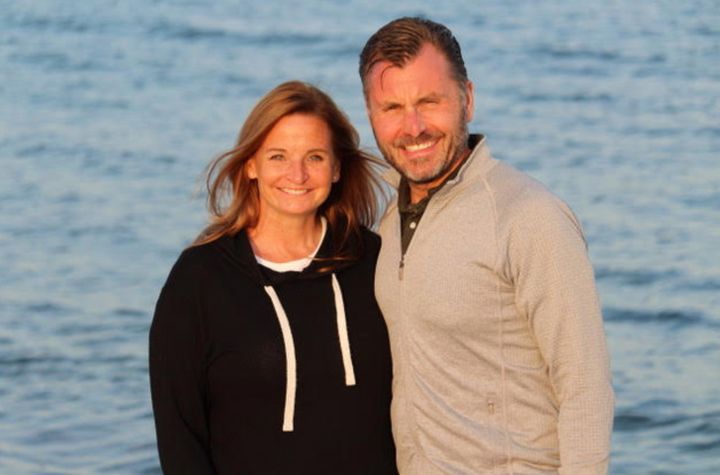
1,1,719,473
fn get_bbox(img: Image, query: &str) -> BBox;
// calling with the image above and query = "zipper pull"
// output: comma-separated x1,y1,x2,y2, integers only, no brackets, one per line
398,258,404,280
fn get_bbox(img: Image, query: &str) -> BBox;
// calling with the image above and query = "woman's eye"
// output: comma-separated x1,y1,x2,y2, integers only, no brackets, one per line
308,154,324,162
269,154,284,161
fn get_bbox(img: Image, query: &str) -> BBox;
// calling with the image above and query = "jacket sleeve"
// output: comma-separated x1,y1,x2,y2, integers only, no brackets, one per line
149,255,216,474
509,196,615,475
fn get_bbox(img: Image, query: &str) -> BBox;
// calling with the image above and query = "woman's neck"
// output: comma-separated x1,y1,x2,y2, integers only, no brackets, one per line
248,215,324,263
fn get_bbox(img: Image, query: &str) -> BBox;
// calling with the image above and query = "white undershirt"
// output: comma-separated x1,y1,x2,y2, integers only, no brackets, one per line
255,217,327,272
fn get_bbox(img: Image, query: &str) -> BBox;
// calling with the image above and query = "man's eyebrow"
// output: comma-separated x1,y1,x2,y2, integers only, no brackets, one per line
417,92,443,102
379,99,401,108
378,93,445,109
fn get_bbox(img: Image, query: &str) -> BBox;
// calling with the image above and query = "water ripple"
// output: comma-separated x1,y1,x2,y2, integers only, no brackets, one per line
3,1,720,474
604,307,711,328
595,267,681,286
147,20,327,46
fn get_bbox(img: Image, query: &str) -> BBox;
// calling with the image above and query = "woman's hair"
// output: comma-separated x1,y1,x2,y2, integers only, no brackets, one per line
194,81,385,260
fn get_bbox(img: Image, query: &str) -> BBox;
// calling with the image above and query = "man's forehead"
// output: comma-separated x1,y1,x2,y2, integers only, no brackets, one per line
368,45,452,86
367,61,403,94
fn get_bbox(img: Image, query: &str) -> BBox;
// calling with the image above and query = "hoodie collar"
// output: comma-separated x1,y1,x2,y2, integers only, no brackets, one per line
224,224,358,286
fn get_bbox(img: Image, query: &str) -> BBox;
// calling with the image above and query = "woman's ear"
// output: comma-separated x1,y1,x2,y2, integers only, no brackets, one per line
246,157,257,179
332,161,340,183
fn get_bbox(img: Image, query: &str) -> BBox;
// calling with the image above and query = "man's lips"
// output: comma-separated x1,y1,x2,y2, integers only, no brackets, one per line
403,140,436,152
395,132,442,155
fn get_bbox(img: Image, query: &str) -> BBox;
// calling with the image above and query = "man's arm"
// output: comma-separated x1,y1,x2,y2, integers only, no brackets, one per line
510,195,614,475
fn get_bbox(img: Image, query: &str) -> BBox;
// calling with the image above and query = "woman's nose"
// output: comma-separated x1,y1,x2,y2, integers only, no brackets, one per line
286,159,308,183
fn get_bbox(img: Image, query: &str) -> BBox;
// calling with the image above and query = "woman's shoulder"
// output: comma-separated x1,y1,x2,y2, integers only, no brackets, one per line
359,226,381,248
356,226,381,261
174,237,224,269
160,242,215,293
165,234,246,285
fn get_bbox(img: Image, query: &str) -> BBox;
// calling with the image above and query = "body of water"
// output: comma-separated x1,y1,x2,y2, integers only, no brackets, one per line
1,1,719,473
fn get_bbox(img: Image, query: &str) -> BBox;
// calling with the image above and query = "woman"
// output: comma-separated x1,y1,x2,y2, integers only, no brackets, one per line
149,81,397,474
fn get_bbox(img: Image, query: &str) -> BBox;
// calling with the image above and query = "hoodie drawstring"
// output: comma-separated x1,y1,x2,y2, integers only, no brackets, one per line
331,274,356,386
263,273,356,432
263,285,297,432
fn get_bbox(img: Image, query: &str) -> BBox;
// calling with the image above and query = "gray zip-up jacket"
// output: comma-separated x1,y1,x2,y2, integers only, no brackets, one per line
375,135,614,474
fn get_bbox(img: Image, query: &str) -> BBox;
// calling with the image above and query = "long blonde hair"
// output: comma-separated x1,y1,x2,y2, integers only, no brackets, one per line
195,81,384,260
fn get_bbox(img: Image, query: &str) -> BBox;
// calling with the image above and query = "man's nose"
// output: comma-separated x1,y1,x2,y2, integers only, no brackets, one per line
401,108,426,137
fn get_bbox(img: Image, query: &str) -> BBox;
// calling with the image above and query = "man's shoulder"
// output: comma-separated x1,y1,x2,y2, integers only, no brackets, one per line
485,161,567,211
476,161,584,242
485,159,544,192
376,197,400,234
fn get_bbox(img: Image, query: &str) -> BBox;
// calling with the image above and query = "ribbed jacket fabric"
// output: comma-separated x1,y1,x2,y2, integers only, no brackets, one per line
149,227,397,474
375,135,614,474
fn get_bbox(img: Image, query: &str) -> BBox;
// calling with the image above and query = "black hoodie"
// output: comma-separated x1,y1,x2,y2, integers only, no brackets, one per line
149,227,397,474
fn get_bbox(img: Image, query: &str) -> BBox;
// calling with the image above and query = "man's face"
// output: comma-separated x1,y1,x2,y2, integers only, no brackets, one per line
365,43,474,191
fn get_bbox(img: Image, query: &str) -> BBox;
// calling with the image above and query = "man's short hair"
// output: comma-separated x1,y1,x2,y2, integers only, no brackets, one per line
359,17,468,97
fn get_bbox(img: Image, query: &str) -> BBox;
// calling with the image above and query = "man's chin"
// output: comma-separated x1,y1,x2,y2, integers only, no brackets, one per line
385,160,440,184
401,163,450,185
389,165,436,184
407,173,444,185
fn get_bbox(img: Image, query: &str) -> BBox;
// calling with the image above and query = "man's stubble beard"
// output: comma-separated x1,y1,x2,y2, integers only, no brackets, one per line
375,109,470,186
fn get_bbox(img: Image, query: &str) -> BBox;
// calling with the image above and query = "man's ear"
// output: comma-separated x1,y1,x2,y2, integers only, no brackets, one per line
464,81,475,123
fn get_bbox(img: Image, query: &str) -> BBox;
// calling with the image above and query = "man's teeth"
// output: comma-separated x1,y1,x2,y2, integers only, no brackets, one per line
281,188,309,195
404,141,434,152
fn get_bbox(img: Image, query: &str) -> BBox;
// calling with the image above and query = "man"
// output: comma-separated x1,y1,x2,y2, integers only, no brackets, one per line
359,17,614,474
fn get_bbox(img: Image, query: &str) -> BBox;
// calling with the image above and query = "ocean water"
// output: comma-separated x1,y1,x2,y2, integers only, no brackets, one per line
1,1,719,473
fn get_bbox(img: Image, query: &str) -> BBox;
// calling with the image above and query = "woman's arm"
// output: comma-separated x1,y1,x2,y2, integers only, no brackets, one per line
149,258,216,474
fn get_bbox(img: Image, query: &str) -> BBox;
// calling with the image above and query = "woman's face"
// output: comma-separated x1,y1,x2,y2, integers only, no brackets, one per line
247,113,339,223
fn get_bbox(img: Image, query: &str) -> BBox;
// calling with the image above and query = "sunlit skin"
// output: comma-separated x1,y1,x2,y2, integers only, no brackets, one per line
366,43,475,204
246,113,340,260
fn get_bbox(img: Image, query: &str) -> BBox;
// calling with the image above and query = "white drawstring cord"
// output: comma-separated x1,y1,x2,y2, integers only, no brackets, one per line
263,274,356,432
332,274,356,386
263,286,297,432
